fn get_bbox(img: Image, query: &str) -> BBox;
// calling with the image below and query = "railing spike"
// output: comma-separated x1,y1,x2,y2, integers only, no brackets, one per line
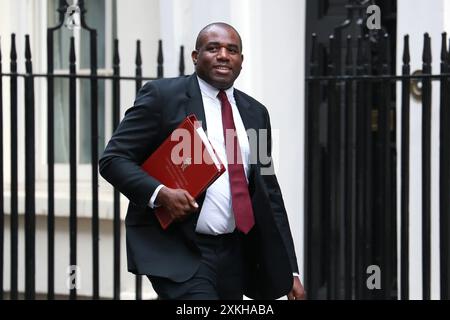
403,35,410,65
356,35,363,65
310,33,318,63
441,32,447,62
10,33,17,61
423,33,432,64
346,35,352,66
448,39,450,64
113,39,120,65
384,33,391,74
25,35,32,61
179,45,185,76
328,34,335,64
135,40,142,67
69,36,75,64
157,39,163,78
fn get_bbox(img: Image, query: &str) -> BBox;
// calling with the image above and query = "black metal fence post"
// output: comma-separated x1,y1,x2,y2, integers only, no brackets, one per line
305,33,321,299
362,34,374,300
400,34,410,300
354,35,365,299
0,36,3,301
422,33,432,300
69,36,78,300
77,0,100,300
46,0,68,300
326,35,339,299
134,39,143,301
24,34,36,300
344,35,354,300
380,33,394,299
112,39,121,300
10,33,18,300
439,32,450,300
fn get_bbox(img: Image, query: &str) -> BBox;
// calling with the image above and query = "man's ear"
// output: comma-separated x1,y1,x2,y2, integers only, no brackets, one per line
192,50,198,65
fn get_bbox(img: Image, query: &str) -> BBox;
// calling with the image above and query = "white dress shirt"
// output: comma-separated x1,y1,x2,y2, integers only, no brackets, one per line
149,76,251,235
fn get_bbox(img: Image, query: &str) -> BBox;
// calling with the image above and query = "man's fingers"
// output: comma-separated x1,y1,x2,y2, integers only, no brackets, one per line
183,191,198,208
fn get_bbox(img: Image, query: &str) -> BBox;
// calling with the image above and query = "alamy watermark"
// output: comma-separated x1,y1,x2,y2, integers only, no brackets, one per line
66,265,81,290
169,123,279,176
366,5,381,30
64,4,80,30
366,265,381,290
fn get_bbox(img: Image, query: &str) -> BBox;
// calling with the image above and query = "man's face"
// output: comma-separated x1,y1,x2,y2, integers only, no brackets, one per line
192,26,243,90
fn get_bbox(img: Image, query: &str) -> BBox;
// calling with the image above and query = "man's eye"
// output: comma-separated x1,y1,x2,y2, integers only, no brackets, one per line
207,47,218,52
228,48,238,54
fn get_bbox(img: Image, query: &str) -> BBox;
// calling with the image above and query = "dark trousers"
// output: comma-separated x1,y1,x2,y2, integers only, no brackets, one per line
148,231,244,300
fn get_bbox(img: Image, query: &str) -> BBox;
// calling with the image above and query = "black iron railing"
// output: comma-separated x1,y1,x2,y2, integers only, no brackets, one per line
0,0,186,300
305,31,450,300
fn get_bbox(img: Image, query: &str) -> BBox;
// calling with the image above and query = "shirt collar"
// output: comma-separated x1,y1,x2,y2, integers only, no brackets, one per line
196,75,235,104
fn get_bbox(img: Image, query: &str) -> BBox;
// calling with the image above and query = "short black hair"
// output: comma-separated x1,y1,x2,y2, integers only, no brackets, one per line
195,22,243,52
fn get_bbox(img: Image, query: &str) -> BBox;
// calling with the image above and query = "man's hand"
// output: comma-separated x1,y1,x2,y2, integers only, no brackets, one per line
155,187,199,221
287,276,306,300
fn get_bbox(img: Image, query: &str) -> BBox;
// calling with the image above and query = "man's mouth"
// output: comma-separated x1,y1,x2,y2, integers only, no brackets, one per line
213,65,232,75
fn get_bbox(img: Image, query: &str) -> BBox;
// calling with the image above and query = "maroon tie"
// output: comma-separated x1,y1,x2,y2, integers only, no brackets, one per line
217,90,255,234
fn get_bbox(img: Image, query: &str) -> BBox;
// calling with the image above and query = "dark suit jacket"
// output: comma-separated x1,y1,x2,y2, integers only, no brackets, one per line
99,73,299,299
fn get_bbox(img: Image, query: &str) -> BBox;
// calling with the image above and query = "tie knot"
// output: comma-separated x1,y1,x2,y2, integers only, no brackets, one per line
217,90,228,102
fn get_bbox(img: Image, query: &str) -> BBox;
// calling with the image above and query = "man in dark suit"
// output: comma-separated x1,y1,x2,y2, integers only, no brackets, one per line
99,22,305,300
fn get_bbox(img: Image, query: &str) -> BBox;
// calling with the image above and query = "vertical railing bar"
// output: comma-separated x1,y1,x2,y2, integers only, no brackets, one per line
381,33,393,300
67,0,101,302
24,35,36,300
0,36,4,301
77,0,101,300
363,34,374,300
422,33,432,300
134,39,143,301
378,35,387,300
327,34,338,299
374,34,387,300
113,39,121,300
89,29,100,301
69,36,78,300
354,35,365,299
46,26,55,300
334,34,343,300
344,34,353,300
46,0,68,300
10,33,18,300
86,28,100,302
400,34,410,300
439,32,449,300
305,33,320,299
445,37,450,300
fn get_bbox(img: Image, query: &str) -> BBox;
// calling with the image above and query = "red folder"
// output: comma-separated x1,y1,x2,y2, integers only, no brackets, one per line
141,114,226,229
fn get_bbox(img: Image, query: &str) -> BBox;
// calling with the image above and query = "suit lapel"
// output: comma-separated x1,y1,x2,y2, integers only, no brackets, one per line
233,90,258,132
234,90,259,183
184,74,207,132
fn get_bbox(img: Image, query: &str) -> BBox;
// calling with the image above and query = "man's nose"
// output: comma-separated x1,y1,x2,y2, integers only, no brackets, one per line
217,47,229,60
